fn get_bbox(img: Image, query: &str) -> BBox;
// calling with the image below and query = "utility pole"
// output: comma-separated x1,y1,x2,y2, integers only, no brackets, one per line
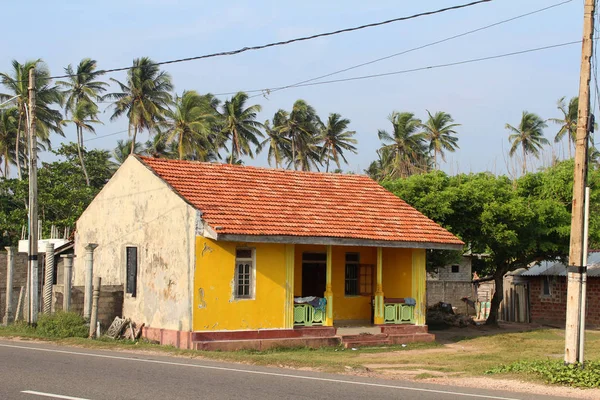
27,66,39,325
565,0,595,365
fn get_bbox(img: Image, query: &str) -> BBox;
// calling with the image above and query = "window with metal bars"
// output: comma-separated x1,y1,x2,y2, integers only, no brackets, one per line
345,253,360,295
235,248,254,299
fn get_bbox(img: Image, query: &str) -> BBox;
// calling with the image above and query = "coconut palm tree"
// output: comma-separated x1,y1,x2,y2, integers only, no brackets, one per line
161,91,219,160
113,139,144,165
0,107,18,177
420,110,460,170
219,92,263,163
62,101,102,184
548,96,578,159
0,59,64,179
320,113,357,172
105,57,173,155
377,112,427,179
506,111,549,175
57,58,107,185
258,117,290,168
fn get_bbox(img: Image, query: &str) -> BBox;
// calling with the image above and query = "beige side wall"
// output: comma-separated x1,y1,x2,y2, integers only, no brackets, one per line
74,156,196,331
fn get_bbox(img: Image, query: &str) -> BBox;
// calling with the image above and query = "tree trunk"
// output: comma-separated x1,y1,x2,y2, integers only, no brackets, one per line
522,145,527,176
15,113,22,180
485,268,506,326
77,126,90,186
179,132,184,160
434,148,438,170
130,126,138,155
291,136,296,170
230,134,235,164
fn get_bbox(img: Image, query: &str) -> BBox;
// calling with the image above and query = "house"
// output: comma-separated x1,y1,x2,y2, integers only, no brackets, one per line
426,256,474,313
507,253,600,327
73,156,463,350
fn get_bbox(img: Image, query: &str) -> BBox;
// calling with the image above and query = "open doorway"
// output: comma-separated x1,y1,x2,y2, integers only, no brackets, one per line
301,252,326,297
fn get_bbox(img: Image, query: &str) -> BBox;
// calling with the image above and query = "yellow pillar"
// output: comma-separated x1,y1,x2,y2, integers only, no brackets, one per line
284,244,295,329
412,248,426,325
324,245,334,326
374,247,385,325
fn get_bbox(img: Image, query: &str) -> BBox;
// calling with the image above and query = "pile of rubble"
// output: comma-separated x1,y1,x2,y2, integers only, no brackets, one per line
426,301,474,329
105,317,144,340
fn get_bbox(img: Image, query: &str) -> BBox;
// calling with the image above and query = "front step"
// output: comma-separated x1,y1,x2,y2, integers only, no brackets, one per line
341,333,391,348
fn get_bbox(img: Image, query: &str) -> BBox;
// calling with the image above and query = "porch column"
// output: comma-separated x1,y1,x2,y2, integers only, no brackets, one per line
83,243,98,321
324,245,333,326
284,244,295,329
374,247,385,324
3,246,15,325
411,248,426,325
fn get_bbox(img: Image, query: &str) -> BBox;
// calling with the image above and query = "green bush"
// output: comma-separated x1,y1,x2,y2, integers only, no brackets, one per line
37,312,88,338
485,360,600,388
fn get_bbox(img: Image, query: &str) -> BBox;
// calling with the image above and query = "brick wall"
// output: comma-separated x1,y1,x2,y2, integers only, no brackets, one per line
529,276,600,327
52,285,124,331
428,257,472,282
0,251,43,322
427,281,475,314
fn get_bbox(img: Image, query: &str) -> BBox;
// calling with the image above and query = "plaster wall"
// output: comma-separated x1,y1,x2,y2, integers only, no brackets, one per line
74,156,196,331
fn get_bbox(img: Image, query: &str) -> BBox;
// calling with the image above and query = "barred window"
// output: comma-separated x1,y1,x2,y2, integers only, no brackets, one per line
235,248,254,299
345,253,360,295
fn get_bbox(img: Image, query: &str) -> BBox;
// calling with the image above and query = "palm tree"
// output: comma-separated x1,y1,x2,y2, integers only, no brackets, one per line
105,57,173,154
0,59,64,179
420,110,460,170
320,113,357,172
548,96,578,158
0,107,18,177
219,92,263,163
113,139,144,165
377,112,427,179
258,117,290,168
162,91,219,160
506,111,549,175
57,58,107,185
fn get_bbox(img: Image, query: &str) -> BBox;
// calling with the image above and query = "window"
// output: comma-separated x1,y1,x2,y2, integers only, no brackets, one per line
542,276,551,296
235,248,254,299
126,247,138,297
451,265,460,273
345,253,360,295
345,253,374,296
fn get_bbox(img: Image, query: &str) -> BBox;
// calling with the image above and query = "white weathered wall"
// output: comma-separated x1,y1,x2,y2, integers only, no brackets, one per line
428,257,472,282
74,156,196,331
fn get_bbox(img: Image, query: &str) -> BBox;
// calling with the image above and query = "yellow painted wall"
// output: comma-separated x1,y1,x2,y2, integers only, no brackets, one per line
382,248,413,298
193,238,287,331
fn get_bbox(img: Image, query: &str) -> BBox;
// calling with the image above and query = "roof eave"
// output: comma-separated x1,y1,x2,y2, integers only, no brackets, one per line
214,233,464,250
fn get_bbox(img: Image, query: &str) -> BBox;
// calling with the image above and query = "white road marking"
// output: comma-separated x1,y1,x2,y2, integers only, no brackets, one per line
3,343,520,400
21,390,90,400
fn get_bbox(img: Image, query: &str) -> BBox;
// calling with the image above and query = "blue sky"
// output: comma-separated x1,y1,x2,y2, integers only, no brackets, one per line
0,0,586,176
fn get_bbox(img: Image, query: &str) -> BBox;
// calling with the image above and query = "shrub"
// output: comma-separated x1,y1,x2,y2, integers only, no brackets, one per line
37,312,88,338
485,360,600,388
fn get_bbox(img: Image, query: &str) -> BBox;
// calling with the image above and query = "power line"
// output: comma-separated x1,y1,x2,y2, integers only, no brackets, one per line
218,40,585,94
231,0,572,99
83,129,128,143
26,1,492,83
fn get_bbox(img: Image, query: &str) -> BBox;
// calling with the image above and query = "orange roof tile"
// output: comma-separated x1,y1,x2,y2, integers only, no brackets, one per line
137,156,463,247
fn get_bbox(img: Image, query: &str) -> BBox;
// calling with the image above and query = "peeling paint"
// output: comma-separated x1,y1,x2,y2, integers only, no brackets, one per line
201,243,213,257
197,288,206,309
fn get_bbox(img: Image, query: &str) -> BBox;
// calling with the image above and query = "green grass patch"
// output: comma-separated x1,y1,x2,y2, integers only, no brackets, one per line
486,360,600,388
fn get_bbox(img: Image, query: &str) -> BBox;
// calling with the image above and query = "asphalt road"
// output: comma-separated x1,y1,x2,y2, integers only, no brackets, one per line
0,340,575,400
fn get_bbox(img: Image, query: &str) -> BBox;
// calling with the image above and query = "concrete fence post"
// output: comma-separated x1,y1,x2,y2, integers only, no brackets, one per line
83,243,98,321
3,247,15,325
89,276,101,339
61,254,74,312
43,242,54,314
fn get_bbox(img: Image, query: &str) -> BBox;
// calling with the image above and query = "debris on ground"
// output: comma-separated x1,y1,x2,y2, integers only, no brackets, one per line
426,302,475,330
105,316,144,340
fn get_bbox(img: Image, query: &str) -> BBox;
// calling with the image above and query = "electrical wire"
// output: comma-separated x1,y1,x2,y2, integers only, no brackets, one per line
232,0,573,99
20,1,492,83
83,129,129,143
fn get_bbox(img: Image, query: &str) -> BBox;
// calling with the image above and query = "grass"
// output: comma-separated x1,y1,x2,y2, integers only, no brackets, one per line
2,323,600,387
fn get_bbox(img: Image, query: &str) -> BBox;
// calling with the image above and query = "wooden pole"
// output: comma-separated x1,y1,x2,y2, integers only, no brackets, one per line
565,0,595,365
27,66,39,325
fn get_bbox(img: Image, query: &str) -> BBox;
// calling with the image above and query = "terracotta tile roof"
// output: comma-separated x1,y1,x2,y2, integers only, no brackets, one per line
137,156,463,247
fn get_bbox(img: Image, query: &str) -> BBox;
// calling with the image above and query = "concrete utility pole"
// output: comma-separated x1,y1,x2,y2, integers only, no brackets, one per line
83,243,98,321
89,276,101,339
565,0,595,365
27,67,39,325
61,254,74,312
3,247,15,325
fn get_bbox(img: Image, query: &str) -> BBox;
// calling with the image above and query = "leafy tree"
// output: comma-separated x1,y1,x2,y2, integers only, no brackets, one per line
58,58,107,186
219,92,263,163
377,112,428,179
0,59,64,179
113,139,144,165
506,111,549,175
0,107,18,177
258,118,290,168
320,113,357,172
420,110,460,170
548,97,578,158
105,57,173,154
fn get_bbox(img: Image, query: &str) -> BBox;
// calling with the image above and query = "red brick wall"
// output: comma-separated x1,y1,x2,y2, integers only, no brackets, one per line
529,276,600,327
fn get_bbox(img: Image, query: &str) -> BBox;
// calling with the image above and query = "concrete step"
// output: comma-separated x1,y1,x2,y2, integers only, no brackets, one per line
387,333,436,344
342,338,392,348
340,333,389,342
194,336,341,351
380,325,428,335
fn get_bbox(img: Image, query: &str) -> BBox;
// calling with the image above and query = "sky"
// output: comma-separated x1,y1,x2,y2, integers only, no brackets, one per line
0,0,588,176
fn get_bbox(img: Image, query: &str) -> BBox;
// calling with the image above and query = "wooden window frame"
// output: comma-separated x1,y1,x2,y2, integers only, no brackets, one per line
235,248,255,300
